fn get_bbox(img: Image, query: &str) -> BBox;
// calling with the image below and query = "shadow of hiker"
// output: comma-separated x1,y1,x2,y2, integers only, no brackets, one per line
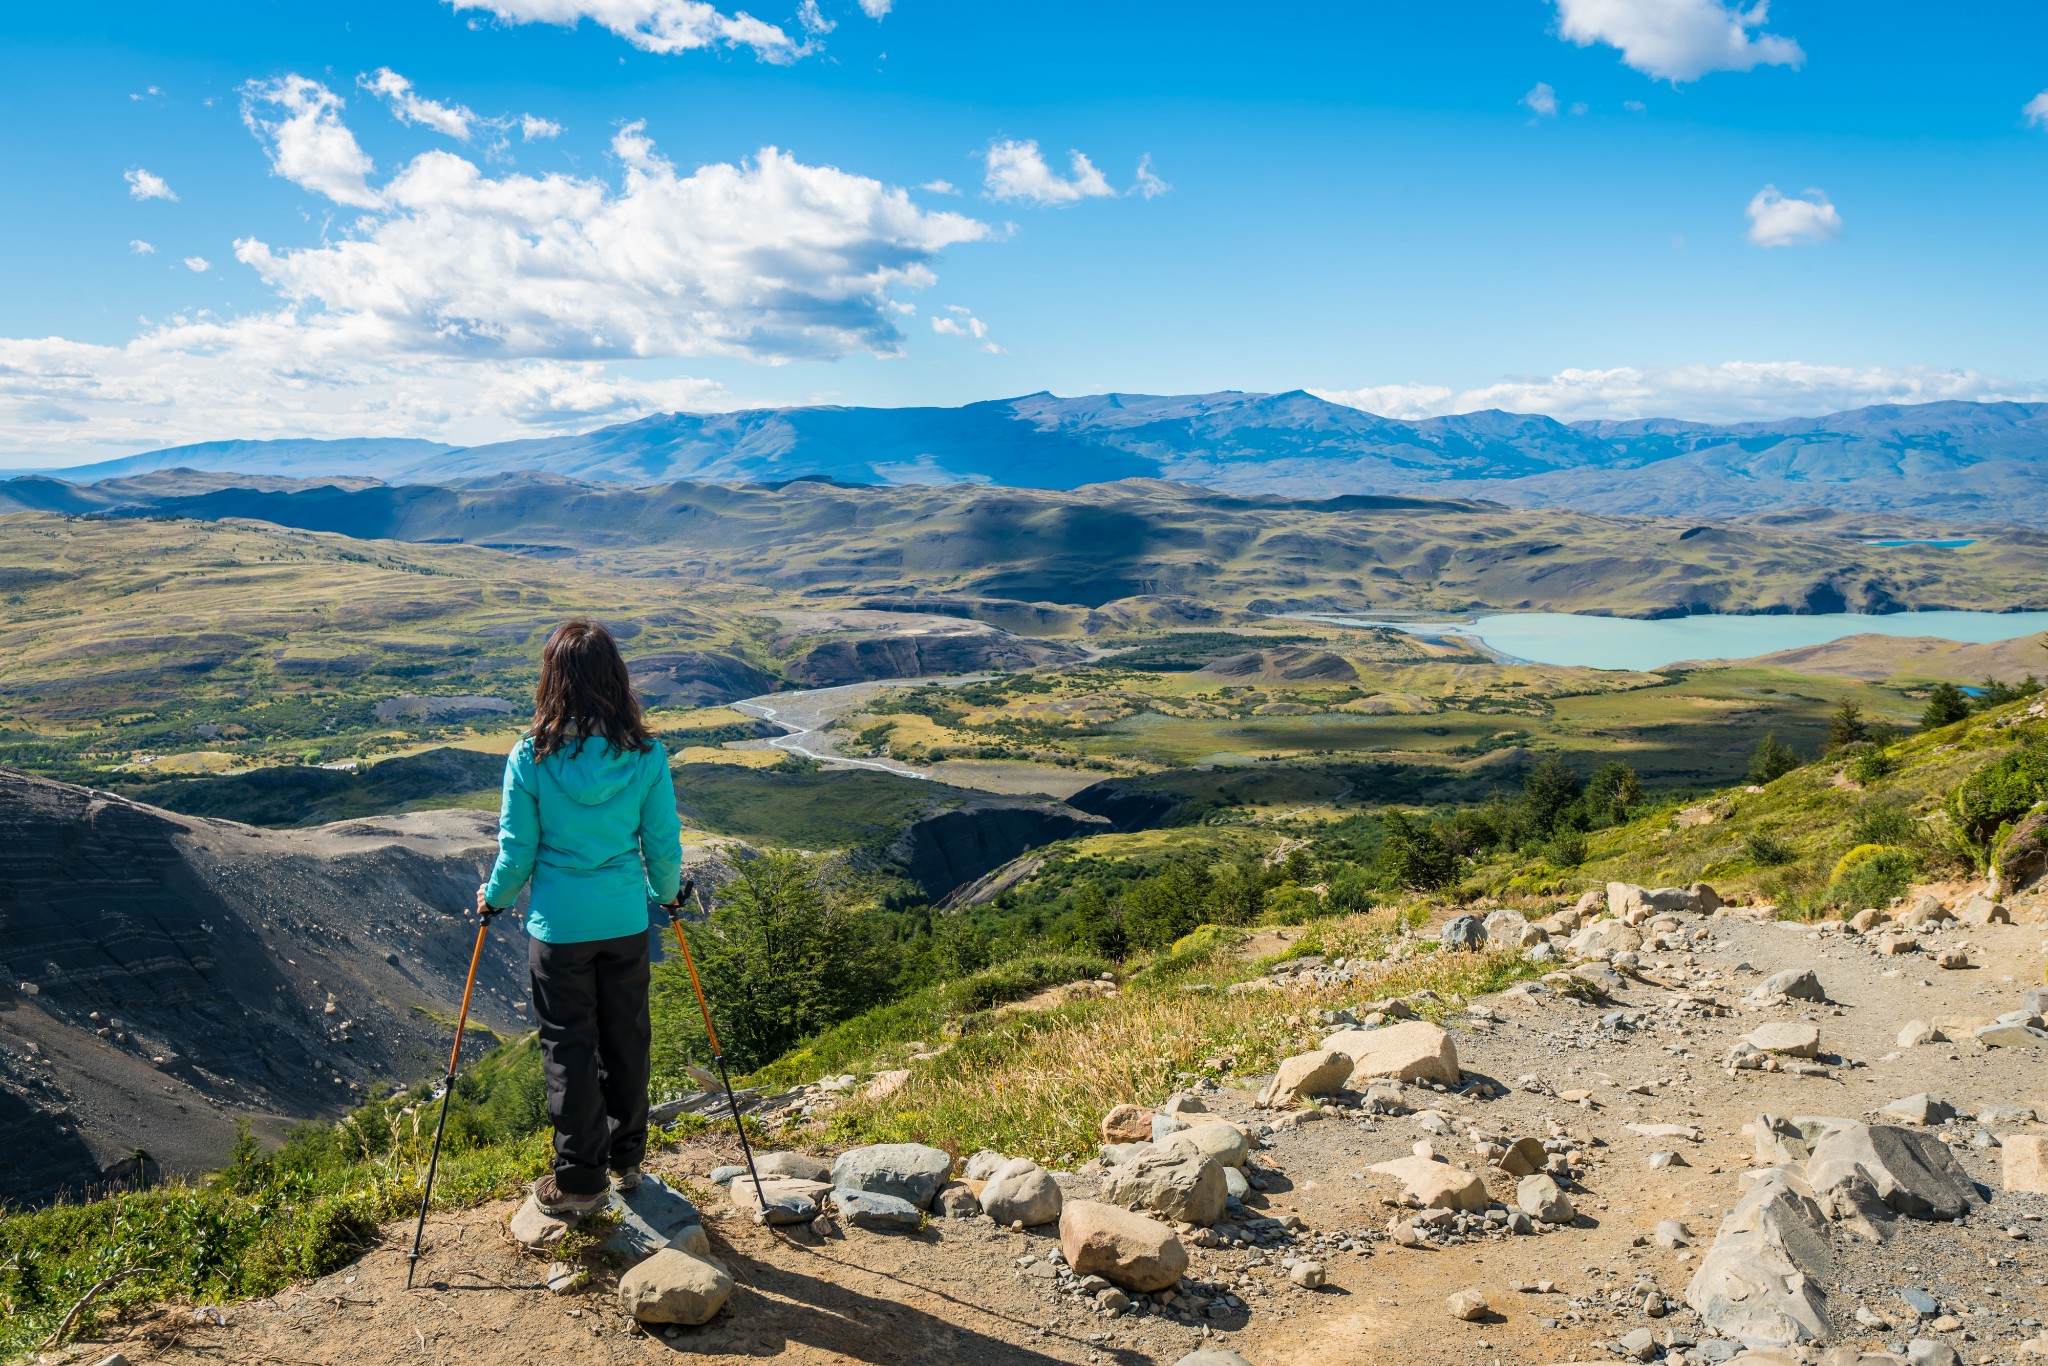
658,1238,1152,1366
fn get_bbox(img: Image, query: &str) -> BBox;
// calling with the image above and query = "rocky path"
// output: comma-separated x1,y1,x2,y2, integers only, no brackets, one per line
59,891,2048,1366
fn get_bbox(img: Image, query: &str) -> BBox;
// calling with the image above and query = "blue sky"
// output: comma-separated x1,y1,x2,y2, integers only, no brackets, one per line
2,0,2046,464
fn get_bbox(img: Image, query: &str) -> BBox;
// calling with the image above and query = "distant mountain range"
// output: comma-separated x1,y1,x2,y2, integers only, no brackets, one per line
15,392,2048,524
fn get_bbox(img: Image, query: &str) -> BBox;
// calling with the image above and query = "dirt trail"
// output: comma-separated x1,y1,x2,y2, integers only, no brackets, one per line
63,904,2048,1366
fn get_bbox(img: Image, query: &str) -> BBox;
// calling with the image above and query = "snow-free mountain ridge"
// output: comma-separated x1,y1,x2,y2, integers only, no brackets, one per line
16,393,2048,524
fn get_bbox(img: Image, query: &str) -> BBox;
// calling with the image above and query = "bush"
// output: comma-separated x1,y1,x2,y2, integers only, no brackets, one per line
1822,843,1916,913
1745,832,1797,867
1848,801,1917,848
1545,829,1589,867
1946,739,2048,845
1849,746,1897,785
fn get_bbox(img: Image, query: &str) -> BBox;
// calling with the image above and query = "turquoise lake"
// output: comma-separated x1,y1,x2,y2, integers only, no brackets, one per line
1306,611,2048,673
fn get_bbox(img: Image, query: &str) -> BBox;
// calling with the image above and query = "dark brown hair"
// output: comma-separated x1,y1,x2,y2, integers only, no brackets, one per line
530,618,654,760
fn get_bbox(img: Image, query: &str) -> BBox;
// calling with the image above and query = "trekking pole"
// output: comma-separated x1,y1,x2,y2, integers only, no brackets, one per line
660,879,768,1214
405,903,497,1289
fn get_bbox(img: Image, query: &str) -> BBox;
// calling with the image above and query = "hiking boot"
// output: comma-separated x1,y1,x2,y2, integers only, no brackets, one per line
611,1166,643,1193
531,1174,609,1218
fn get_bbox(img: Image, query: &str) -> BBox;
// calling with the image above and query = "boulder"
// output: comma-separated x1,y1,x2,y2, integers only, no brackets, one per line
1152,1112,1190,1142
729,1176,830,1225
1745,1022,1821,1059
1324,1020,1460,1085
831,1143,954,1209
1059,1200,1189,1293
1896,1019,1946,1048
508,1194,574,1249
833,1188,926,1230
1849,907,1890,934
1955,893,2009,925
616,1248,733,1326
1102,1147,1227,1225
606,1176,707,1258
1516,1173,1575,1224
934,1181,983,1218
1161,1120,1251,1170
962,1149,1010,1182
1447,1288,1490,1321
1685,1167,1832,1349
980,1158,1063,1227
1483,908,1530,943
1895,895,1954,929
1440,915,1486,951
1806,1124,1983,1221
1750,969,1826,1003
1101,1103,1154,1144
1570,919,1644,960
2002,1134,2048,1194
1878,1094,1956,1126
1369,1155,1488,1211
1976,1019,2048,1048
754,1150,832,1182
1496,1136,1548,1177
1258,1048,1353,1108
1174,1352,1256,1366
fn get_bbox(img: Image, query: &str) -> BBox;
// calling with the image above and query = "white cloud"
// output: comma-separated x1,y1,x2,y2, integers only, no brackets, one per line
1745,184,1841,248
130,86,163,102
520,113,565,140
233,122,987,362
930,305,1001,353
2025,90,2048,129
1623,98,1647,111
983,139,1115,207
1132,154,1171,199
241,76,382,208
1551,0,1803,82
125,168,177,201
361,68,476,140
920,179,959,195
448,0,802,61
796,0,833,34
1570,101,1588,115
183,256,211,273
1314,362,2046,425
129,239,156,255
1523,82,1560,117
0,104,993,465
858,0,892,17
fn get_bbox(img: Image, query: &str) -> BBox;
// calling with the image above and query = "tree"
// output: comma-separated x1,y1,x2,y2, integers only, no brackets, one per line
1920,681,1970,730
1747,732,1800,785
1066,881,1126,958
1382,811,1460,891
1585,760,1644,825
1825,698,1868,752
1522,754,1583,834
654,852,894,1075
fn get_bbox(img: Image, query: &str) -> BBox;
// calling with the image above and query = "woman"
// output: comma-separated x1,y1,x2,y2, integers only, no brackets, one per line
478,618,682,1217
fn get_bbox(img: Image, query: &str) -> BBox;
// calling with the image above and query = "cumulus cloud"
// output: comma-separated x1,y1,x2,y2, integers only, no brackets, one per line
930,305,1000,353
1551,0,1803,82
1314,362,2046,425
1132,154,1171,199
241,76,382,208
361,68,477,140
983,139,1115,206
232,122,988,361
1523,82,1560,117
449,0,802,61
130,239,156,255
858,0,891,16
796,0,833,33
520,113,564,140
2026,89,2048,129
920,179,959,195
1745,185,1841,248
0,100,994,464
183,256,211,273
125,168,177,201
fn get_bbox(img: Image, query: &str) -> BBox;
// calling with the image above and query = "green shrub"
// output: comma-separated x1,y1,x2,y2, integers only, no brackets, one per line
1848,801,1917,848
1747,732,1801,785
1744,832,1797,867
1849,746,1897,785
1821,843,1916,913
1946,739,2048,845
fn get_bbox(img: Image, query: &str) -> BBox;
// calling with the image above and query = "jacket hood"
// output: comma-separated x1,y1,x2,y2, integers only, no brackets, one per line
539,735,642,806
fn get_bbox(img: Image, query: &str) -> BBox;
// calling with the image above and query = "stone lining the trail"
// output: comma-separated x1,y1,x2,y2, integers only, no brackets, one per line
1102,1146,1229,1225
1059,1199,1190,1292
1322,1020,1459,1085
615,1247,733,1325
830,1142,955,1208
979,1156,1063,1227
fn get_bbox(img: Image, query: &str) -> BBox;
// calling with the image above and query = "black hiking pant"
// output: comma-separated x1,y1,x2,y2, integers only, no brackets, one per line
529,929,651,1197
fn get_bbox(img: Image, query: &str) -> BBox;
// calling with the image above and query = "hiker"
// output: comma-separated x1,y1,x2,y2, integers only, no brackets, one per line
477,618,682,1218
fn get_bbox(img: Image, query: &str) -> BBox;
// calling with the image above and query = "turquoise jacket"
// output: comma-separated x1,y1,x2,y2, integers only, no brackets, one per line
481,734,683,945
